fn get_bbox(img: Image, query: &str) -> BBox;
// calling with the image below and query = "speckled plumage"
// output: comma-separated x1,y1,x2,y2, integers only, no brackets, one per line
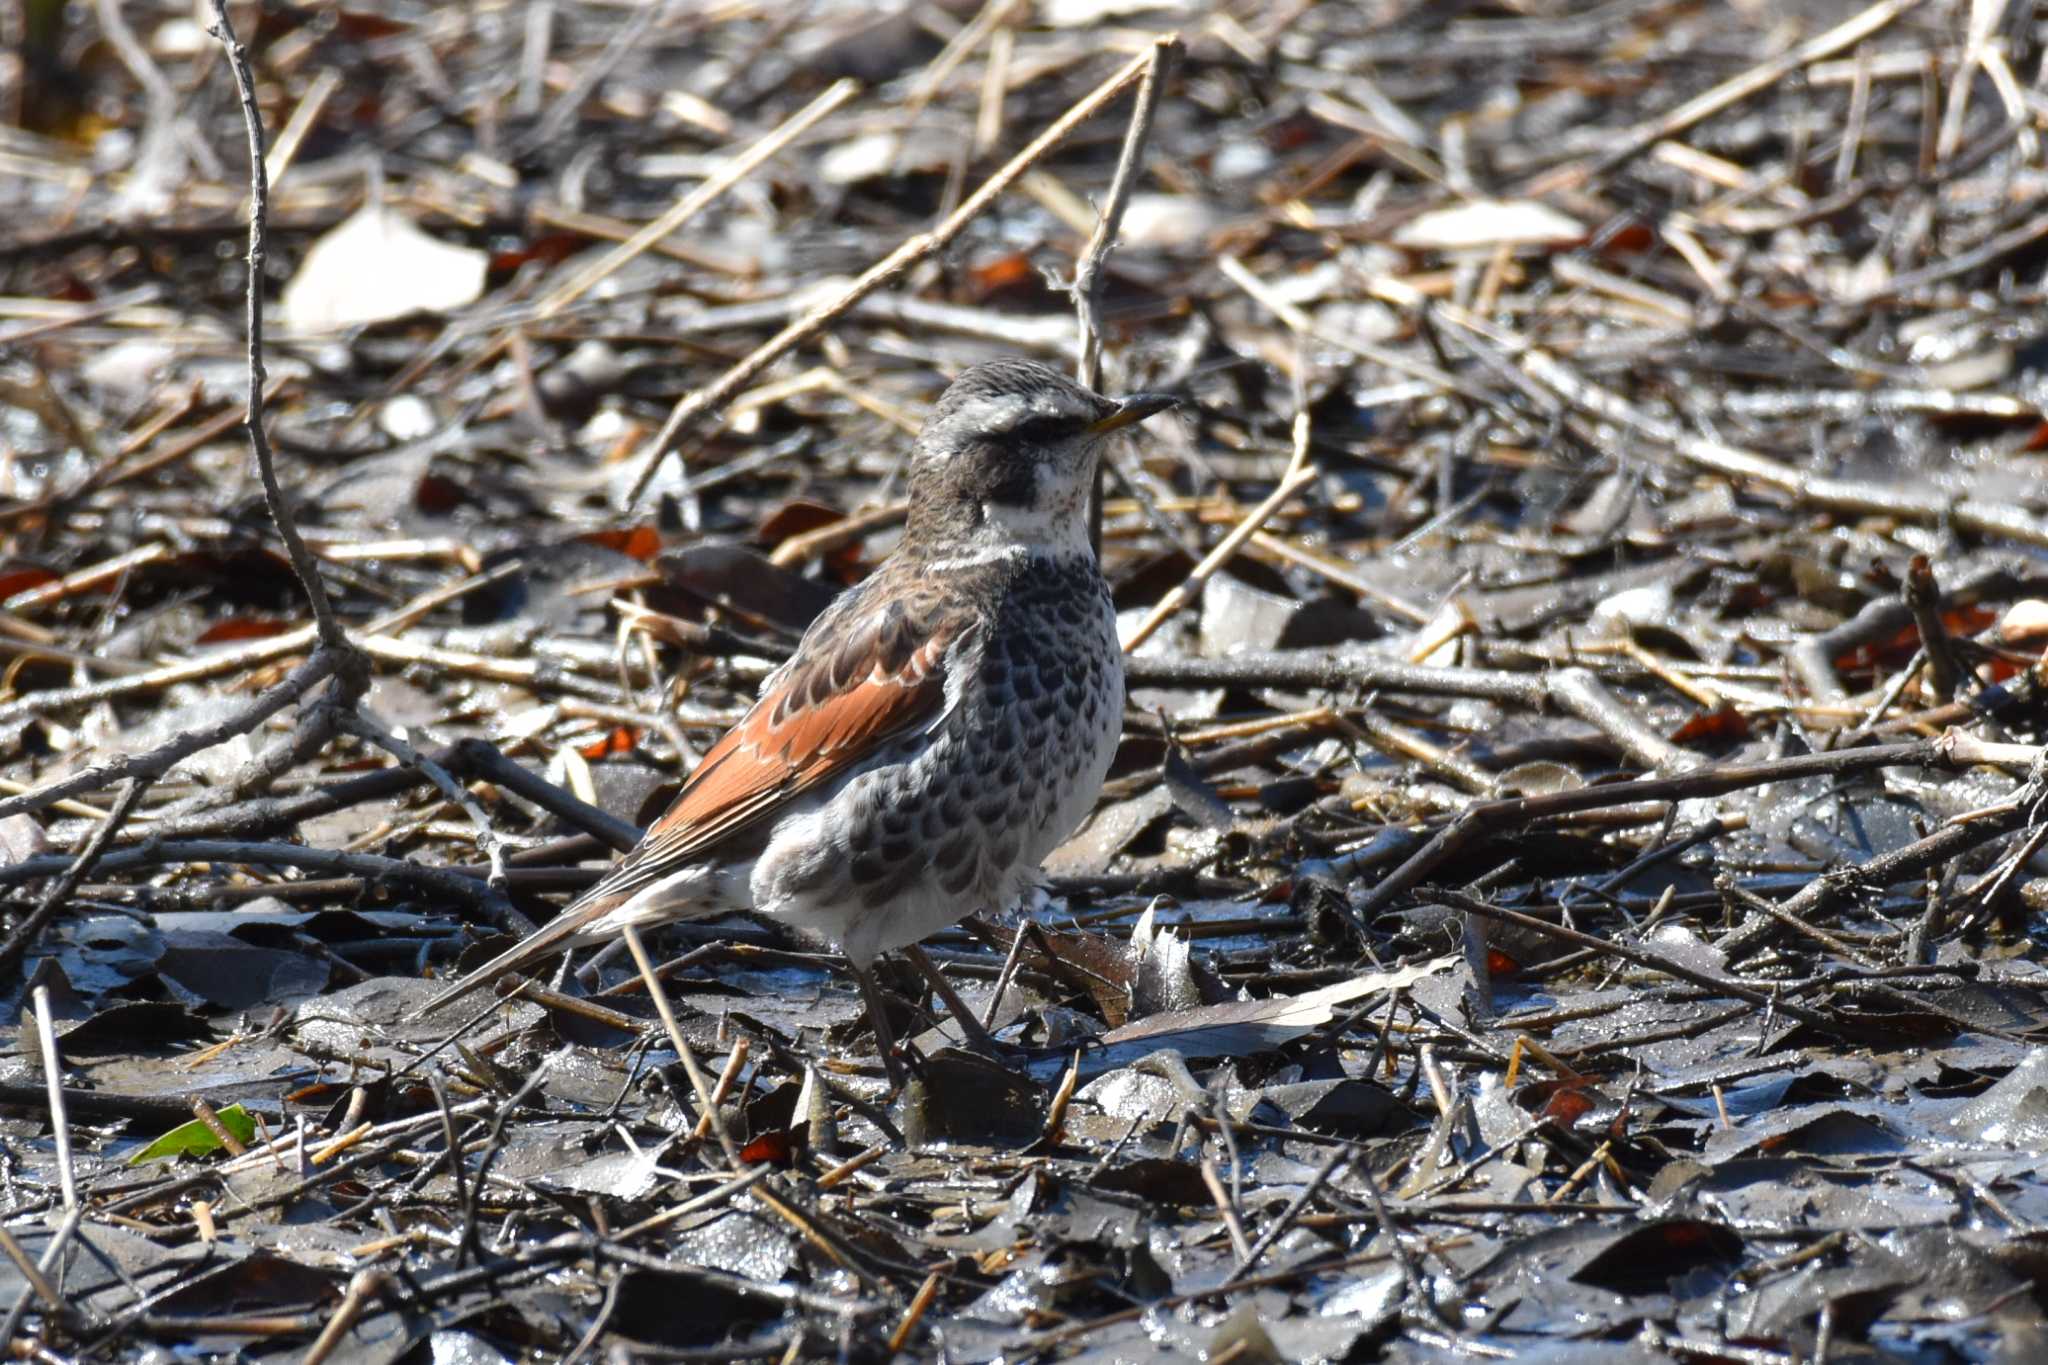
761,547,1122,965
417,360,1173,1077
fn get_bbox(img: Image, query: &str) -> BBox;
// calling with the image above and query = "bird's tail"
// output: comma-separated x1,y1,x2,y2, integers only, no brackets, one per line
410,887,636,1019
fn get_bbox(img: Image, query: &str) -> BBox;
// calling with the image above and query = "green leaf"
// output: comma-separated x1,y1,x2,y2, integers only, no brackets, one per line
127,1104,259,1166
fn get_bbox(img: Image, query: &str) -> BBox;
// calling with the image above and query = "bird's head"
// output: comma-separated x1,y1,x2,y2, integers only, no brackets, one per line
905,359,1174,558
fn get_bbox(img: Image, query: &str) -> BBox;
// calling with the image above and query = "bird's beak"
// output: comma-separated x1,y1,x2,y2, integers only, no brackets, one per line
1087,392,1177,436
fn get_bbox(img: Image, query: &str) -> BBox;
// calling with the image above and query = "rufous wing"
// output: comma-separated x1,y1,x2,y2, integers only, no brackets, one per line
591,592,968,903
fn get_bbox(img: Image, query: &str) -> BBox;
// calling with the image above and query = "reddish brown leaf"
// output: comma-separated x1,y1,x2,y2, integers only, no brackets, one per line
0,568,59,600
331,9,410,40
1834,605,1995,676
1670,703,1750,745
968,252,1035,298
414,473,466,516
197,617,295,645
738,1131,795,1166
578,726,638,760
1947,604,1997,635
1260,111,1322,152
1598,222,1656,253
489,233,585,273
756,500,845,549
1541,1088,1596,1125
580,525,663,561
1521,1078,1598,1126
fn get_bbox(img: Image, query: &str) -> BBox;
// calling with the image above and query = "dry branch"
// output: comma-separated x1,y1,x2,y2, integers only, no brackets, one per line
624,44,1165,503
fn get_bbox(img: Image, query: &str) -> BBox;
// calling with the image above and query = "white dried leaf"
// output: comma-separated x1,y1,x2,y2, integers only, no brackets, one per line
1099,957,1457,1057
1918,345,2011,392
1998,599,2048,647
818,130,955,185
1591,581,1674,635
282,205,487,332
1116,194,1223,250
1126,901,1201,1018
1393,199,1584,249
818,132,899,185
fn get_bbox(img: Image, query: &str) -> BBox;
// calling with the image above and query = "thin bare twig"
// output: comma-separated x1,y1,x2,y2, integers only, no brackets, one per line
342,709,510,889
1355,732,2038,919
1905,555,1966,704
1431,888,1862,1040
301,1269,389,1365
0,839,529,927
1525,0,1922,194
1200,1147,1253,1261
1071,36,1176,556
1123,463,1319,652
204,0,352,655
0,649,344,822
624,45,1165,504
32,986,78,1213
1232,1147,1349,1277
1517,347,2048,551
535,79,858,319
621,923,744,1169
0,1226,62,1318
1072,35,1179,390
0,0,398,917
0,1209,84,1346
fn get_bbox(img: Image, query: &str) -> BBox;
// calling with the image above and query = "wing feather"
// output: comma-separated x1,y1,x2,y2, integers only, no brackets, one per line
605,604,961,888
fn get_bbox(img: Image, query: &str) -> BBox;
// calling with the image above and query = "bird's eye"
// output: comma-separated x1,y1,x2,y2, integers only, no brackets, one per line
1009,414,1077,443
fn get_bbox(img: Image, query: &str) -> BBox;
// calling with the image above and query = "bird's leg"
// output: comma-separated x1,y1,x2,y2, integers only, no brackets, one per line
902,943,1003,1054
848,961,908,1090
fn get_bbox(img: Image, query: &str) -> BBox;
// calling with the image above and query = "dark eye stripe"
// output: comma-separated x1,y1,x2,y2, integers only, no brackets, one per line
1010,414,1078,442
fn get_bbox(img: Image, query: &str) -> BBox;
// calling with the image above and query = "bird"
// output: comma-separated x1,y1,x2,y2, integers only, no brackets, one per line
416,359,1175,1085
